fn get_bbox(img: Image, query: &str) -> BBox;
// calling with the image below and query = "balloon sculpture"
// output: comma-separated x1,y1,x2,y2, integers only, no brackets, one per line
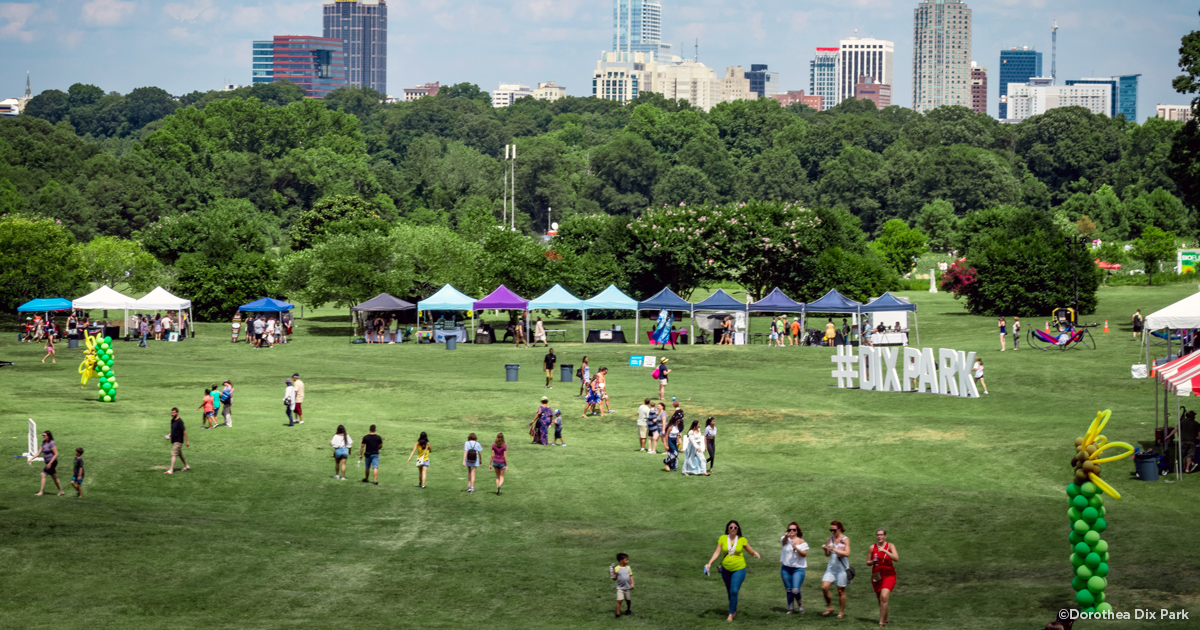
1066,410,1134,613
78,332,119,402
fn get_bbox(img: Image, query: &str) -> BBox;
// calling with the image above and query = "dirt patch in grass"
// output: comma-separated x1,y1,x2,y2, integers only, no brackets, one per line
879,428,968,443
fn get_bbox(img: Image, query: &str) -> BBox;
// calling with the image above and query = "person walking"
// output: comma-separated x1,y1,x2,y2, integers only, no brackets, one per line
973,357,988,395
681,420,708,476
551,409,565,446
283,379,297,426
646,404,661,455
704,417,717,473
41,333,55,364
597,367,611,415
704,520,761,622
407,431,431,488
662,409,681,471
209,382,221,426
868,529,899,627
198,388,216,430
655,358,671,401
359,424,383,485
636,398,651,451
1132,309,1143,341
531,397,552,445
790,317,801,346
578,356,590,397
70,447,85,498
138,316,149,347
543,347,557,389
165,408,189,474
153,314,163,341
462,432,484,493
610,553,634,618
219,380,233,427
330,425,352,480
780,522,809,614
820,521,851,619
513,313,526,347
35,430,64,495
582,375,601,418
1012,316,1021,351
489,433,507,495
532,316,548,347
291,373,306,424
998,316,1007,352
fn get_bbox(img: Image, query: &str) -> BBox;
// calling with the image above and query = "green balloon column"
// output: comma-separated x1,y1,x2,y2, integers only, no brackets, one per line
1067,410,1134,614
92,334,119,403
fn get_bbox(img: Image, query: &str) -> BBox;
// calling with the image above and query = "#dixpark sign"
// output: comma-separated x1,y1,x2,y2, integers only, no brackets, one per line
830,346,979,397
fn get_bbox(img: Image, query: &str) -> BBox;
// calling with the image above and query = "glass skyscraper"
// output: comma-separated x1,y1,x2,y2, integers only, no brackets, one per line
745,64,779,99
251,36,348,98
913,0,973,113
252,40,275,85
612,0,672,59
998,47,1042,119
323,0,387,94
1065,75,1140,120
810,48,838,111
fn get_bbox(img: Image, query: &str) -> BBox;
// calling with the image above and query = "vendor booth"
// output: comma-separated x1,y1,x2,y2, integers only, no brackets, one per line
583,285,638,343
693,289,747,345
1142,292,1200,479
351,293,415,343
860,292,919,345
237,297,294,343
804,289,864,344
473,285,529,344
73,286,136,338
17,298,72,343
636,287,693,346
417,284,478,343
529,284,585,343
132,287,194,340
748,288,805,345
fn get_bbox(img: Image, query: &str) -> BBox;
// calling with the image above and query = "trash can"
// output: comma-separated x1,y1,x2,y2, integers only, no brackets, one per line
68,336,79,350
560,364,573,383
446,336,457,350
505,364,519,382
1135,453,1159,482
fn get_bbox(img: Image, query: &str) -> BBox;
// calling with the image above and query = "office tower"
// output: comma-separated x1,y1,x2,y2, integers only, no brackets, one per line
492,83,533,108
250,36,347,98
252,40,275,85
1065,75,1140,120
810,48,838,110
1156,104,1192,123
593,51,658,104
837,37,894,105
722,66,753,102
998,47,1042,119
913,0,973,112
657,61,722,111
613,0,672,59
1006,77,1111,121
970,61,986,114
744,64,779,98
323,0,387,94
854,76,892,109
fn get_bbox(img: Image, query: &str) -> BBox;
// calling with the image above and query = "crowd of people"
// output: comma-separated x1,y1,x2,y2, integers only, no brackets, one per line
235,312,291,348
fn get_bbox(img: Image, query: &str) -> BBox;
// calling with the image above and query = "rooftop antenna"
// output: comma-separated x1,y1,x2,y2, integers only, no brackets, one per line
695,38,698,62
25,71,30,100
1051,19,1058,83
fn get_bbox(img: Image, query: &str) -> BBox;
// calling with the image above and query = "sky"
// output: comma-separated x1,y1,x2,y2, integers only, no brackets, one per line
2,0,1197,121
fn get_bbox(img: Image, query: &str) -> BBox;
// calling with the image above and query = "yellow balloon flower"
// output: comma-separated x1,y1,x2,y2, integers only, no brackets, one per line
1074,410,1135,499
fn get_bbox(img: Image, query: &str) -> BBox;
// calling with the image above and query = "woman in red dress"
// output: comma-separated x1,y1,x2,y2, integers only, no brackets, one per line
867,528,899,626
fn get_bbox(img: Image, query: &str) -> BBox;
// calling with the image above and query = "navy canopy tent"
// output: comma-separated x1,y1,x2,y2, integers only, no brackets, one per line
748,288,805,313
861,291,919,344
693,289,748,345
17,298,72,313
804,289,864,339
636,287,694,345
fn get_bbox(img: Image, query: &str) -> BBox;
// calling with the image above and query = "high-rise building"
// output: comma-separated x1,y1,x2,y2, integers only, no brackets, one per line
612,0,672,59
1065,75,1140,120
913,0,973,112
251,36,348,98
771,91,823,110
744,64,779,99
323,0,387,94
1006,77,1111,121
593,51,658,104
970,61,987,114
854,76,892,109
722,66,753,102
492,83,533,108
1156,104,1192,123
810,48,838,110
837,37,894,106
998,47,1042,119
656,60,723,111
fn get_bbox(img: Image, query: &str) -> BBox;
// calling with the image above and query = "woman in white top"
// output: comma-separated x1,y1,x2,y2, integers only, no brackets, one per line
681,420,708,475
821,520,851,618
532,316,547,347
704,417,717,473
973,357,988,394
266,317,277,346
462,432,484,493
780,522,809,614
330,425,352,479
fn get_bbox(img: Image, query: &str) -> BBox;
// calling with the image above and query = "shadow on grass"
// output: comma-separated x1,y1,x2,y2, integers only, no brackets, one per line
304,315,351,323
303,326,355,337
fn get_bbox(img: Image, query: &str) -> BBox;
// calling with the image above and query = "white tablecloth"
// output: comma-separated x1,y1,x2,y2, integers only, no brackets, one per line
869,332,908,345
434,329,467,343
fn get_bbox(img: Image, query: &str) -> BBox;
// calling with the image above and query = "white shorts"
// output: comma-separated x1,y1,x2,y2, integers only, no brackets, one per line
658,378,668,385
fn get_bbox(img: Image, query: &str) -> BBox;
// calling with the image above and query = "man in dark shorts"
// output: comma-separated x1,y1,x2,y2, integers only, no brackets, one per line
544,347,557,389
360,424,383,485
252,316,265,349
166,407,189,474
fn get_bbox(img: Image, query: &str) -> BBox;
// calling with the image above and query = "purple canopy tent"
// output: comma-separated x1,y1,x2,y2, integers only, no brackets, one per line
473,285,531,343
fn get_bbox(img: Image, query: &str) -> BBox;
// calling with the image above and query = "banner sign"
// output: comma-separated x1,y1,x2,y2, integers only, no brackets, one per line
831,346,979,397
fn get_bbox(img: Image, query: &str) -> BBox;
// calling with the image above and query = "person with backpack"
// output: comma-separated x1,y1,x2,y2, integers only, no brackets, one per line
820,521,851,619
653,358,671,401
219,380,233,427
462,432,484,493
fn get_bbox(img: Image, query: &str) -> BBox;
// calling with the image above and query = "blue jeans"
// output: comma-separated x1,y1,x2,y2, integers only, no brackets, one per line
781,565,806,606
138,333,147,347
285,404,293,425
720,567,746,615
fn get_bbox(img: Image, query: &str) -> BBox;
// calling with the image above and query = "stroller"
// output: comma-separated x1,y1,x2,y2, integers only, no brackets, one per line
803,329,825,346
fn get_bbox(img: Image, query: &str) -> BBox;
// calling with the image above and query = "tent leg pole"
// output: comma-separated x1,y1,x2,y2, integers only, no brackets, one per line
635,312,639,345
582,310,586,344
914,312,919,345
1177,396,1183,481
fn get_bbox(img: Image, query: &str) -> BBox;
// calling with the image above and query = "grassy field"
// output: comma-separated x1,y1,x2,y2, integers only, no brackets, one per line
1,286,1197,629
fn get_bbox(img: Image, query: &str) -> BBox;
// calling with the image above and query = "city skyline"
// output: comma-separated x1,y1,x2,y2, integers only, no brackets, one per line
1,0,1195,121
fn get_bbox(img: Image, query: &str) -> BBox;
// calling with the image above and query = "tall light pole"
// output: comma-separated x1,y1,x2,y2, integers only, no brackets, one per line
1064,234,1089,320
510,144,516,231
502,144,509,227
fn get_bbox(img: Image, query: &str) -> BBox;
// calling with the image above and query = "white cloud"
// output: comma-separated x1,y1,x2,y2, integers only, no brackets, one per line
164,0,217,23
82,0,136,27
0,2,37,42
515,0,585,22
57,28,84,49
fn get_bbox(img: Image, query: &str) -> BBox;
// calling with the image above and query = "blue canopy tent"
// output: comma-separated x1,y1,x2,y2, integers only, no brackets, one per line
529,284,586,342
748,288,805,313
582,285,638,344
861,292,919,344
636,287,694,346
239,297,294,313
804,289,864,342
17,298,73,312
416,285,478,341
693,289,747,345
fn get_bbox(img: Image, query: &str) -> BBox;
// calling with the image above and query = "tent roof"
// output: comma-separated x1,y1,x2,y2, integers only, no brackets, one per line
473,285,528,310
693,288,745,311
73,285,135,310
1157,352,1200,386
749,287,805,313
1145,292,1200,330
529,284,585,310
805,289,863,313
860,292,917,313
239,297,294,312
351,293,415,312
17,298,72,312
417,285,476,311
638,287,693,310
132,286,192,310
584,285,638,310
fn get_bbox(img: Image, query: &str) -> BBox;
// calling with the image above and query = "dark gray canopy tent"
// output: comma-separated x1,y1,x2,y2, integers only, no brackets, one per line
351,293,416,342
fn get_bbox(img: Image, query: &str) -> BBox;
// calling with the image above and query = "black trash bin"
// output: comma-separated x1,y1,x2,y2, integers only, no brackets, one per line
505,364,519,382
1135,452,1159,481
560,364,573,383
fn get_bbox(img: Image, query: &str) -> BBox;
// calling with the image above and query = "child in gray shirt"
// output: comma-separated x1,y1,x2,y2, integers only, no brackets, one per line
610,552,634,618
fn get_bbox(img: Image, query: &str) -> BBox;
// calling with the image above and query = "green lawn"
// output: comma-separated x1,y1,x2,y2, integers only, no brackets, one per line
1,286,1197,628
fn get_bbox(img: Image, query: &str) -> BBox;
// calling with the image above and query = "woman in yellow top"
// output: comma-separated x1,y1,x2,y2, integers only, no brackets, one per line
406,431,431,488
704,520,761,622
824,318,836,347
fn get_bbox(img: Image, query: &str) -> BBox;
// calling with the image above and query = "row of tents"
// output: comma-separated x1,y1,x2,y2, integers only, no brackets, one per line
350,284,918,345
1141,291,1200,481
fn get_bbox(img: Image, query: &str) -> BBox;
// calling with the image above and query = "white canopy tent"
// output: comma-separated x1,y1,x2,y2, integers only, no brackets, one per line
1141,291,1200,481
73,286,136,336
132,287,194,338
